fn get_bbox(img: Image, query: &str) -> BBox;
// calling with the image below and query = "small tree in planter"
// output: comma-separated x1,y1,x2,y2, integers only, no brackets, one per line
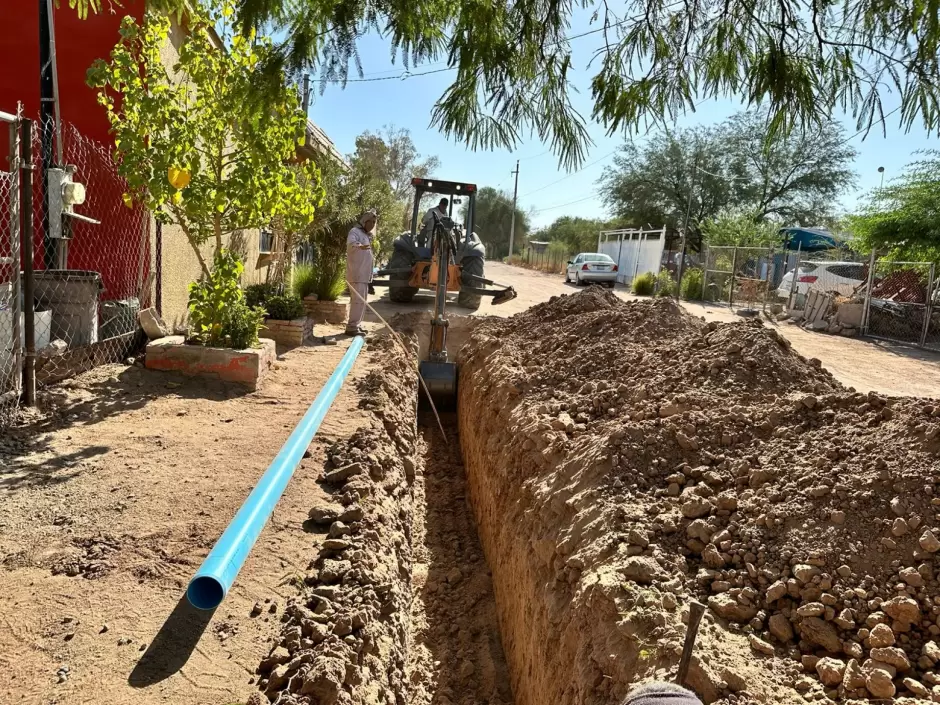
87,0,321,277
261,292,311,346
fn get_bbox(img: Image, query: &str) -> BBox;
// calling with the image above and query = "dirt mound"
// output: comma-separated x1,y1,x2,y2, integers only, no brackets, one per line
254,333,421,705
457,289,940,704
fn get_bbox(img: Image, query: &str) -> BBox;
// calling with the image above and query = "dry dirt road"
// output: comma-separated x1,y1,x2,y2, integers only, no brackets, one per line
364,261,940,398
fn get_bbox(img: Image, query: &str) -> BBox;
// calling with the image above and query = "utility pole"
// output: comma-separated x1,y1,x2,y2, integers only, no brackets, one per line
508,159,519,258
40,0,64,268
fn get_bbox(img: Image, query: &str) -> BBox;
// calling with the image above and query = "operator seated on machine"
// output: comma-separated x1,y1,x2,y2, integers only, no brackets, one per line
418,197,450,247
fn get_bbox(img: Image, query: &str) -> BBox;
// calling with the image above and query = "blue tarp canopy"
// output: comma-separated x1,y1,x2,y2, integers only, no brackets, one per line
780,227,842,252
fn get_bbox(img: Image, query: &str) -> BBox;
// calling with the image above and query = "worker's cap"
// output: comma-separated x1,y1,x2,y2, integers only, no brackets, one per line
621,683,703,705
438,197,448,206
359,209,377,225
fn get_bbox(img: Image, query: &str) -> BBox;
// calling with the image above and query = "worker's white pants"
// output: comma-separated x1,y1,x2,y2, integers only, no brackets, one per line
346,282,369,331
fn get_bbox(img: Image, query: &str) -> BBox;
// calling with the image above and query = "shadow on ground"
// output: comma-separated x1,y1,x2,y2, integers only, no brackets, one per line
1,363,251,490
128,594,217,687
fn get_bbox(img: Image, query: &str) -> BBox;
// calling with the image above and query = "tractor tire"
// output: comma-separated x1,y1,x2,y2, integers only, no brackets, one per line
388,249,418,303
457,256,484,310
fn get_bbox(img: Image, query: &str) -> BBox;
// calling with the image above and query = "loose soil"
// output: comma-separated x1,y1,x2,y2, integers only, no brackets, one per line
458,288,940,704
468,262,940,398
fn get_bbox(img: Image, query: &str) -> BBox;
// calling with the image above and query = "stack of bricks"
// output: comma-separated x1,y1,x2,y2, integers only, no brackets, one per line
262,317,313,347
145,336,276,390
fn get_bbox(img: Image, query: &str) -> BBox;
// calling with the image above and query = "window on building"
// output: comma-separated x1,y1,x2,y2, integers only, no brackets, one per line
259,228,274,254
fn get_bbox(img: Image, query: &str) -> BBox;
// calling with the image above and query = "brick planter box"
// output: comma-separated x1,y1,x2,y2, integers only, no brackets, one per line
303,296,347,325
263,316,313,348
145,335,276,390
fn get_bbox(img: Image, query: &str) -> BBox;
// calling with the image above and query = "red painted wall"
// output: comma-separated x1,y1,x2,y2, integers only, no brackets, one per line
0,3,149,309
0,2,145,143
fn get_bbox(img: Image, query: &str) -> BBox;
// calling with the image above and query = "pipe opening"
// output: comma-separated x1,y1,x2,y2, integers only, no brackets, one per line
187,576,225,611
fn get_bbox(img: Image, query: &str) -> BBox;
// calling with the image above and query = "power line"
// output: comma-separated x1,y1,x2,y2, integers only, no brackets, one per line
521,149,617,197
329,12,645,85
339,66,454,83
532,193,597,214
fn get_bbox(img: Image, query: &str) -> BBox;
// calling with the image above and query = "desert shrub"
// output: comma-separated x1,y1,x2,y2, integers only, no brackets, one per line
264,293,305,320
632,271,656,296
222,301,267,349
291,263,318,300
655,268,677,297
244,282,279,309
188,249,265,349
680,267,704,300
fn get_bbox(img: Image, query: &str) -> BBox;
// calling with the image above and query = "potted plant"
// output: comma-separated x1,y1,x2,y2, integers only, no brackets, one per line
145,250,276,389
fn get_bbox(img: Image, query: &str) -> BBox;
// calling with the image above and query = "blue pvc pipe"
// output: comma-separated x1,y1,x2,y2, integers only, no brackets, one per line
187,336,365,610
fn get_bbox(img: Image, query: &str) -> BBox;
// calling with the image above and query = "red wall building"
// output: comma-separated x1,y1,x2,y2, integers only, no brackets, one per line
0,3,149,311
0,2,144,143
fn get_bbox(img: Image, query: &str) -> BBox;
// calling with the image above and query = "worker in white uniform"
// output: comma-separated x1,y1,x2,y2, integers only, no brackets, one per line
345,209,377,336
418,198,449,246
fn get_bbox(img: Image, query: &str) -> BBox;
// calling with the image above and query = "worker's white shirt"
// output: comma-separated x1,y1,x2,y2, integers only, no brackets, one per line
423,207,446,227
346,225,374,283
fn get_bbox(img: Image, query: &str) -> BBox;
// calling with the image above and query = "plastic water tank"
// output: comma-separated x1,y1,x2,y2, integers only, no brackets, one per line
33,270,102,347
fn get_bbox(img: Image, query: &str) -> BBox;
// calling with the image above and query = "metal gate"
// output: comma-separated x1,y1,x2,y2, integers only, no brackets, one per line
1,108,22,426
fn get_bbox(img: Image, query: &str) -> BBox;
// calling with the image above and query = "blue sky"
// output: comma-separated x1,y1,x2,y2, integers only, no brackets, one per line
305,10,933,231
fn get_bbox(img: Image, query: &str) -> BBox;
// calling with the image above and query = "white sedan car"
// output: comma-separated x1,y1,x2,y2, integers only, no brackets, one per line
565,253,618,287
776,261,867,298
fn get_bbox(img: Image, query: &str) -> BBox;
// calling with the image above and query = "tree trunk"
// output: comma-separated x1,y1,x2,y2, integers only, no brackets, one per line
213,213,224,259
170,208,211,278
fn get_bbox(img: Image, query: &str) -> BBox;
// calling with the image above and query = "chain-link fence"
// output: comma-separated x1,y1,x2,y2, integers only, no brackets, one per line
1,111,22,426
778,249,869,320
865,261,936,347
27,117,151,387
701,245,777,311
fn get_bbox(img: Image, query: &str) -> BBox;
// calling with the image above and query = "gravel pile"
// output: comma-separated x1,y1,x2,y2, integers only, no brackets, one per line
458,288,940,704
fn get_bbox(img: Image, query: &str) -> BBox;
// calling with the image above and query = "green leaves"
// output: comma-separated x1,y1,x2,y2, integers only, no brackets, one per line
87,2,321,257
850,150,940,263
600,110,857,235
473,187,531,258
188,249,265,349
69,0,940,171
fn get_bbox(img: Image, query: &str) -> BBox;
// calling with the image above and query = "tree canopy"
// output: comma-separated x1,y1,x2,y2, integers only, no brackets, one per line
849,151,940,263
539,216,610,254
71,0,940,170
305,134,407,270
599,112,856,235
352,126,439,230
86,2,319,276
699,210,782,248
472,187,531,259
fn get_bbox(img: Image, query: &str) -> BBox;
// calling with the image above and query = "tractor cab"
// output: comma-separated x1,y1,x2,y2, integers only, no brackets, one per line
370,176,517,409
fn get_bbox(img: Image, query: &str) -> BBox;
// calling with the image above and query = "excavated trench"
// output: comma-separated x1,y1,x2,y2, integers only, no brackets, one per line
263,291,940,705
407,413,515,705
261,307,699,705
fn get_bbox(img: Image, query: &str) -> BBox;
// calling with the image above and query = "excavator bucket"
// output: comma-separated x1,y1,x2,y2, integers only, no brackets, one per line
491,286,517,305
419,360,458,411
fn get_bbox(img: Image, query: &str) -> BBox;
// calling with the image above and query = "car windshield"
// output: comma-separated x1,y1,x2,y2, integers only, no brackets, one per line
581,254,613,263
